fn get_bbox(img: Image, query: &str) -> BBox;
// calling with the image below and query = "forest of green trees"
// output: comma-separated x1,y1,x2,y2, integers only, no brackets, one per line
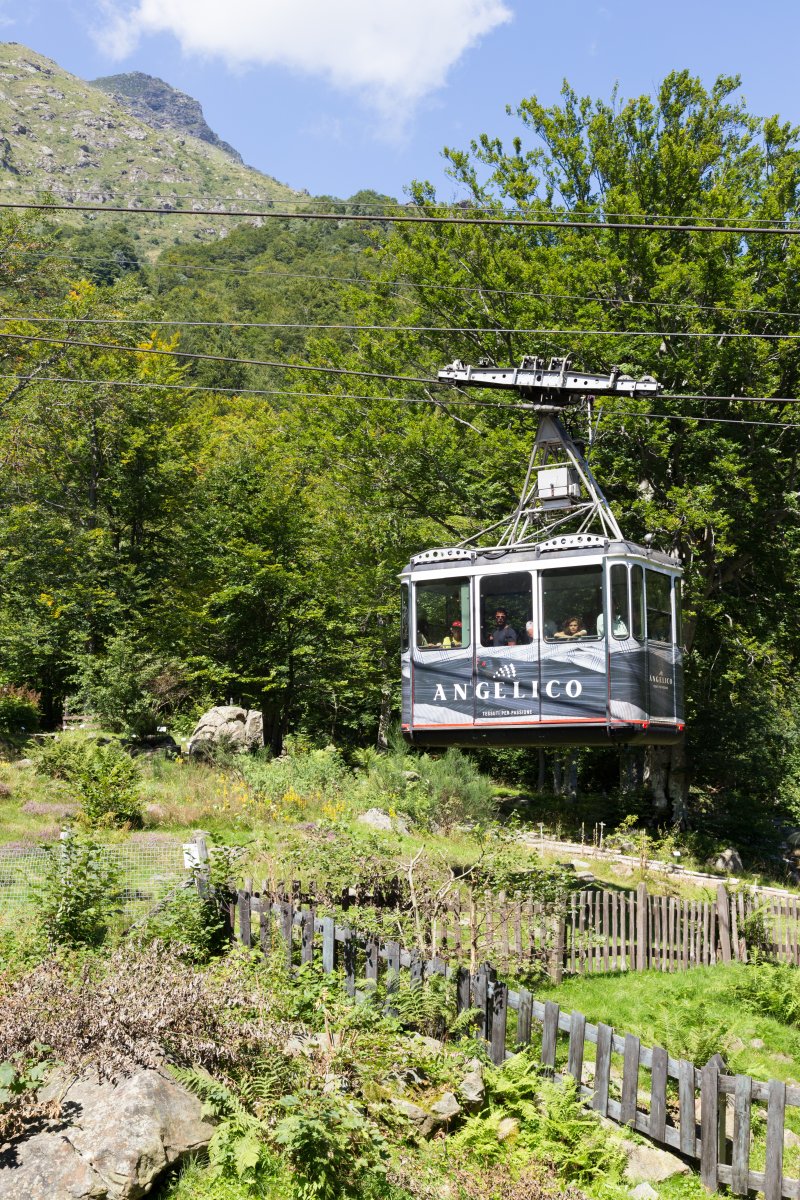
2,71,800,838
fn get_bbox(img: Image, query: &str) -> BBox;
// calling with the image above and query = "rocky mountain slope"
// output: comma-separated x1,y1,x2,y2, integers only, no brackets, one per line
90,71,244,163
0,43,300,250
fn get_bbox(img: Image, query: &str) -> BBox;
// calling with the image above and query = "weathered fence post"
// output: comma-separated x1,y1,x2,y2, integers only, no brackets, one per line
636,882,648,970
489,981,508,1065
716,884,732,964
541,1000,560,1075
321,916,335,973
238,885,252,948
549,910,566,983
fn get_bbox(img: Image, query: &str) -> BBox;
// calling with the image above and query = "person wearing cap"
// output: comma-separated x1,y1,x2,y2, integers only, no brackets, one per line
442,619,463,649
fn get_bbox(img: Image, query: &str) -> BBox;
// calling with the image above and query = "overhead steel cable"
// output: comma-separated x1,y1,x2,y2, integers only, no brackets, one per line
5,314,800,340
4,197,800,236
1,369,800,417
0,330,440,385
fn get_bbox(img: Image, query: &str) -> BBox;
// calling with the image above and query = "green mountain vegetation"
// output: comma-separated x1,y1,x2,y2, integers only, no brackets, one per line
0,42,299,253
1,62,800,849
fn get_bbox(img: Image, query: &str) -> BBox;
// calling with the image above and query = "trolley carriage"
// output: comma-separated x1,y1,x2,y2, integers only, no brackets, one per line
400,356,684,748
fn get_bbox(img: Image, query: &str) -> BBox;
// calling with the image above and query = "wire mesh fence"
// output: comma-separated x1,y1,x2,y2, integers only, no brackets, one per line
0,836,190,933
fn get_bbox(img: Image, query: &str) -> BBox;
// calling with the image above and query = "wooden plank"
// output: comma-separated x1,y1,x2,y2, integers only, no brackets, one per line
700,1061,720,1191
569,893,577,974
301,907,315,964
473,965,489,1041
237,890,252,948
321,916,335,973
703,900,712,966
764,1078,786,1200
567,1009,585,1083
681,899,689,970
259,885,271,955
365,935,379,982
579,891,587,974
541,1000,560,1072
343,928,356,996
628,890,636,971
650,1046,668,1141
594,1022,613,1115
660,895,668,971
551,912,566,985
678,1058,696,1156
594,890,602,972
499,891,509,971
603,890,610,972
621,1033,640,1126
717,885,732,965
731,1074,752,1194
516,987,532,1047
636,883,648,970
490,982,508,1066
514,891,522,957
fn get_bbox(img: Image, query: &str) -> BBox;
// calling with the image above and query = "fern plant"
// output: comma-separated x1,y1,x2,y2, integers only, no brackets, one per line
169,1065,278,1181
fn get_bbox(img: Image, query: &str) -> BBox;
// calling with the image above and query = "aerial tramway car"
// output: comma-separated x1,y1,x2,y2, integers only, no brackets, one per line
400,356,684,748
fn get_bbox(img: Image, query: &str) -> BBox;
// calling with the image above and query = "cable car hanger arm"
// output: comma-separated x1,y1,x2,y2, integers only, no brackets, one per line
438,354,661,407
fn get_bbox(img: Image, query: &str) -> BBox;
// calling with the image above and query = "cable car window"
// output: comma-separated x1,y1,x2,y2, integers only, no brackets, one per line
542,565,602,641
480,572,533,646
401,584,409,653
631,565,645,641
646,570,672,643
604,563,630,639
415,579,471,650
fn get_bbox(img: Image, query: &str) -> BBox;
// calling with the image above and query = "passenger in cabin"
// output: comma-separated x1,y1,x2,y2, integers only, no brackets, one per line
442,620,462,649
417,619,431,648
525,620,534,642
555,615,587,640
596,611,629,637
491,608,517,646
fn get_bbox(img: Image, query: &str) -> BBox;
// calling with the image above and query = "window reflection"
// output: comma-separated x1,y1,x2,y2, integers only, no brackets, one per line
541,566,602,641
646,570,672,643
415,579,471,650
479,572,533,647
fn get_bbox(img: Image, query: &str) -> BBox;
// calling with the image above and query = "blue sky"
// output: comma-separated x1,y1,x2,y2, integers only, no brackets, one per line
3,0,800,201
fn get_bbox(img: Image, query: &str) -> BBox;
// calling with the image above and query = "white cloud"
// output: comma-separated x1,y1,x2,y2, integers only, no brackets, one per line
95,0,513,117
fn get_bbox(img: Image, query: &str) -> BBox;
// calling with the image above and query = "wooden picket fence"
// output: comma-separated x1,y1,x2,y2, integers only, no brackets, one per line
218,883,800,1199
253,874,800,979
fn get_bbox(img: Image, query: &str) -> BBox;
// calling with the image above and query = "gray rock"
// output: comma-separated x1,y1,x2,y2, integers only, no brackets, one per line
357,808,393,831
623,1143,690,1182
458,1068,485,1112
2,1068,214,1199
389,1097,439,1138
750,1038,765,1050
785,1130,800,1149
430,1092,461,1122
187,705,263,756
630,1184,659,1200
712,847,743,874
412,1035,445,1055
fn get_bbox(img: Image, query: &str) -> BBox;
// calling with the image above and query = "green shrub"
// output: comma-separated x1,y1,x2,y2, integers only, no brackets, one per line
731,962,800,1027
138,886,226,962
31,732,95,781
358,745,496,831
238,742,350,805
34,835,122,948
73,741,143,828
0,683,40,734
73,633,191,737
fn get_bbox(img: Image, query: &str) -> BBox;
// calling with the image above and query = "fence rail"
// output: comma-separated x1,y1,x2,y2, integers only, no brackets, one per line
221,884,800,1199
264,876,800,976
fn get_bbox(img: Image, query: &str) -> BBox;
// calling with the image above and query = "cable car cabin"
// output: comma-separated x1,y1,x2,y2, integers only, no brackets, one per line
400,534,684,748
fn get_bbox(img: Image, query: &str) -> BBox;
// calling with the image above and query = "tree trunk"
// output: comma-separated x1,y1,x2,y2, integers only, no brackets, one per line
644,738,689,824
376,681,392,752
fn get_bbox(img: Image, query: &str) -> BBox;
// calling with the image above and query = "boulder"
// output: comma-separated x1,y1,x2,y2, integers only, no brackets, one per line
357,808,393,832
186,705,263,756
389,1097,440,1138
458,1068,485,1112
0,1068,214,1199
430,1092,461,1122
711,847,743,874
622,1143,690,1182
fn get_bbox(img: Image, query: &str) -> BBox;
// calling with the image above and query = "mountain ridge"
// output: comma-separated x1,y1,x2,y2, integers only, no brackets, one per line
0,42,301,251
89,71,244,164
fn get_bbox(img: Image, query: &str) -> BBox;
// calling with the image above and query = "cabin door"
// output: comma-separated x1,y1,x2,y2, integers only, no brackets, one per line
473,571,539,726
